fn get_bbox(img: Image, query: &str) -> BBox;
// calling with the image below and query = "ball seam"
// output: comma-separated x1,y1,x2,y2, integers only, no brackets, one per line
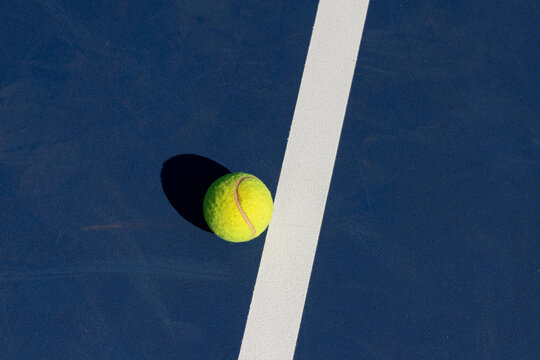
234,176,256,239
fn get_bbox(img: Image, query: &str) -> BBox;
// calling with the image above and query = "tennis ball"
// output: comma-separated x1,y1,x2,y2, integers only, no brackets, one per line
203,172,273,242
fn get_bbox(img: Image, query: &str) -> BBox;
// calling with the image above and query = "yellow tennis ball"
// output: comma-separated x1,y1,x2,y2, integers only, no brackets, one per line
203,172,273,242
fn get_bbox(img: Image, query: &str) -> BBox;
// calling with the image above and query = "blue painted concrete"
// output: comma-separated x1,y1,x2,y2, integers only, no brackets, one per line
1,1,538,359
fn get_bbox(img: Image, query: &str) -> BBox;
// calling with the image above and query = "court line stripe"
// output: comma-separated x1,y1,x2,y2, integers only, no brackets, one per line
238,1,370,359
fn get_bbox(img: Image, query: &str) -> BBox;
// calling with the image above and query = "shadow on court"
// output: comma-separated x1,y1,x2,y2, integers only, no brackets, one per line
160,154,231,233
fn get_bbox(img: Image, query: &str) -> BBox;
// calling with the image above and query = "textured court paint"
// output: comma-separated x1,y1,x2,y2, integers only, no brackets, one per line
238,0,370,359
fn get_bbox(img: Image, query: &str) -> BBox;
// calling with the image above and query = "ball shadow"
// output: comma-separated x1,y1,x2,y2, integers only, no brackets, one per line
160,154,231,233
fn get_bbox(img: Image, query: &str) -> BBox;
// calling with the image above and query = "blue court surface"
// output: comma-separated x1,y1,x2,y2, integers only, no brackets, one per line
1,1,538,359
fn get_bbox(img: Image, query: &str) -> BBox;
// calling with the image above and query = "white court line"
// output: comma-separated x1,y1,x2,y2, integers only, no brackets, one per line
238,1,370,359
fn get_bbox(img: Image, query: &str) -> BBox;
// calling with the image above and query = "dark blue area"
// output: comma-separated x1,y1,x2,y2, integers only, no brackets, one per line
296,1,539,359
1,0,538,359
0,1,316,359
